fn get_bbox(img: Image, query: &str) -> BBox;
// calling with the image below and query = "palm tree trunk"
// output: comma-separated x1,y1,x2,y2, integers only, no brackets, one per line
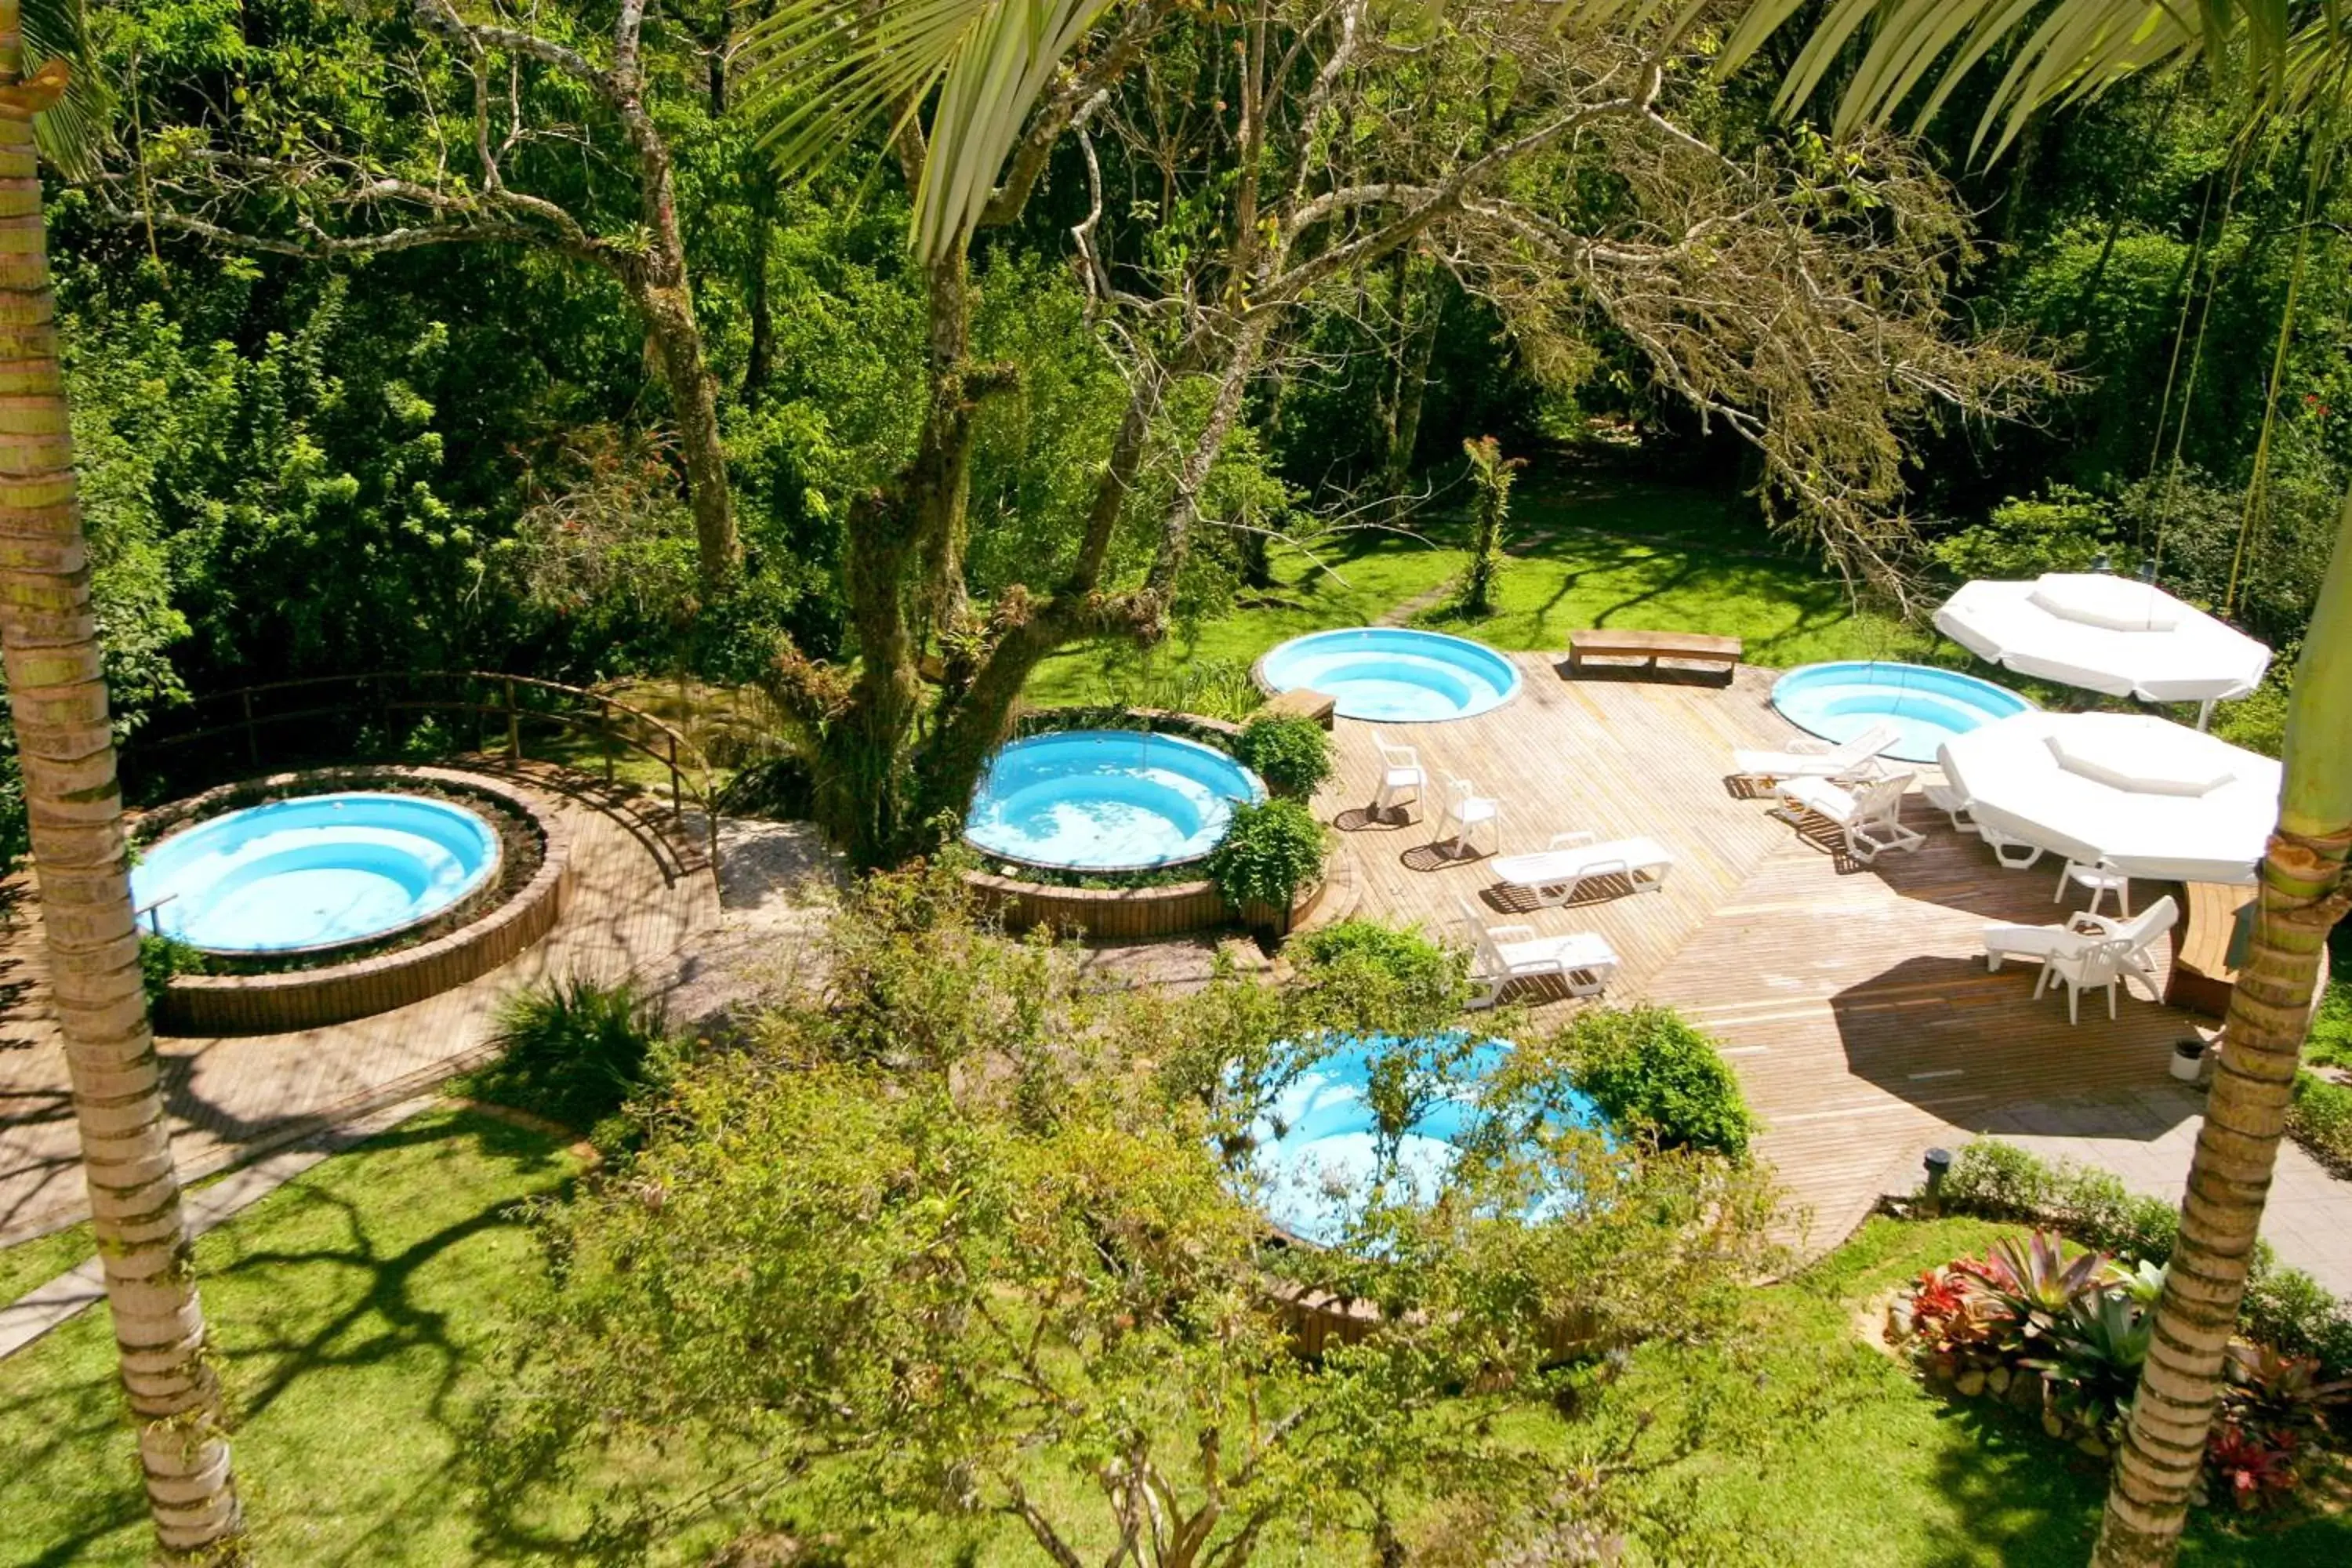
2093,491,2352,1566
0,11,243,1559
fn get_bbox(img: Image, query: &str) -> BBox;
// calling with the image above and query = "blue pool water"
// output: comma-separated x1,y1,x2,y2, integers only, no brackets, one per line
132,792,501,954
1770,661,2032,765
1257,627,1520,722
965,729,1266,872
1241,1034,1607,1247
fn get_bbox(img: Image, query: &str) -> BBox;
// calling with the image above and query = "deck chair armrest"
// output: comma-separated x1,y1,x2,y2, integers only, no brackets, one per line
2069,913,2120,936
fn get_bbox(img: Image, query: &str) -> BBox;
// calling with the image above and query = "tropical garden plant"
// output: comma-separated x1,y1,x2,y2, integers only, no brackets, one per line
1207,797,1328,915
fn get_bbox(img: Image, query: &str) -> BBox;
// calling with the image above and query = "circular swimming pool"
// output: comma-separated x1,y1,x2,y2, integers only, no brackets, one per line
965,729,1265,873
1257,627,1519,722
132,792,502,955
1238,1034,1606,1247
1771,661,2032,765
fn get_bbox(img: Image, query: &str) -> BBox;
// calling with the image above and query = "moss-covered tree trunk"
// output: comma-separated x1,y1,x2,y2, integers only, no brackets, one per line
0,11,243,1558
2093,492,2352,1566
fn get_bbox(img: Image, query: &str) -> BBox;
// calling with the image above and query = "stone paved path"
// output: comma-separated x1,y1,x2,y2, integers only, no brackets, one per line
1975,1084,2352,1297
0,762,717,1246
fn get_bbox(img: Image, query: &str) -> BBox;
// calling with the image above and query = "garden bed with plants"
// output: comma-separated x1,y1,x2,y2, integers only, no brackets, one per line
961,707,1338,939
132,765,570,1034
1877,1140,2352,1519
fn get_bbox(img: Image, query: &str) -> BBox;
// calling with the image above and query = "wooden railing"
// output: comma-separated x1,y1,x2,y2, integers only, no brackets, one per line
125,670,721,876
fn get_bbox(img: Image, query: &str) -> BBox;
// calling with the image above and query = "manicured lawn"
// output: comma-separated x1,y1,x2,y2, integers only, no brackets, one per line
0,1107,583,1567
0,1221,93,1307
1586,1216,2352,1566
1023,474,1928,706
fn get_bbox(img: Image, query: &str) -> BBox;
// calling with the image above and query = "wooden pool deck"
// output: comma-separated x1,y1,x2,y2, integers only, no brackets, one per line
1312,655,2209,1252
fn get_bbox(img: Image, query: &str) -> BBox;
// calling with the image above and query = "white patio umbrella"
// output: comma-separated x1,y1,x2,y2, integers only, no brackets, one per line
1932,572,2271,728
1937,711,2280,886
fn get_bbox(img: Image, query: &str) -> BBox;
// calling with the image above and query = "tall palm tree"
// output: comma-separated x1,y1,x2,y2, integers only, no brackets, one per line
743,3,2347,1563
1693,5,2352,1563
0,1,242,1559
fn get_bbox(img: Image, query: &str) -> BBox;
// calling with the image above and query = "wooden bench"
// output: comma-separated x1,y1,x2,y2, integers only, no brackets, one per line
1566,629,1744,681
1261,688,1338,729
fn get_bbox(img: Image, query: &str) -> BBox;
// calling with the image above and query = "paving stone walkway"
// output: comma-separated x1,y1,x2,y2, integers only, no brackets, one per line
0,762,718,1246
1975,1083,2352,1297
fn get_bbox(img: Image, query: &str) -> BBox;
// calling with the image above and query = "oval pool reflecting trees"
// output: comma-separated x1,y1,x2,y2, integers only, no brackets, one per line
964,729,1265,873
1257,627,1520,721
1770,661,2033,764
132,792,501,955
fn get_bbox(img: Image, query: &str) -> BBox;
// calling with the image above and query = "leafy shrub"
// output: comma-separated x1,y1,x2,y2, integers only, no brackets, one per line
1290,918,1472,1034
2286,1069,2352,1178
138,934,206,1011
1940,1139,2179,1265
1235,713,1334,797
455,977,677,1145
1929,486,2127,582
1207,798,1328,911
1555,1005,1754,1160
2243,1261,2352,1376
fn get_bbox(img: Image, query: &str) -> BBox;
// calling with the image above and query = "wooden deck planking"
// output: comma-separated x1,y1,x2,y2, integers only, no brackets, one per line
1316,655,2214,1254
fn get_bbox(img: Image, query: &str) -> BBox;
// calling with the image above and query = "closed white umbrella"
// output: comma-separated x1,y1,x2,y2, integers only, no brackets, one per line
1933,573,2271,727
1937,712,2279,885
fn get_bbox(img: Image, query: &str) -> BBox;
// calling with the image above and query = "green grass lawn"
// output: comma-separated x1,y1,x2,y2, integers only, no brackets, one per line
7,1131,2342,1565
0,1107,583,1567
1023,475,1928,706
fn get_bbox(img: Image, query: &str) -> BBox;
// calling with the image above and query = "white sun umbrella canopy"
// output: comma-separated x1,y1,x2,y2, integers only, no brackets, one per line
1933,573,2271,725
1937,712,2281,886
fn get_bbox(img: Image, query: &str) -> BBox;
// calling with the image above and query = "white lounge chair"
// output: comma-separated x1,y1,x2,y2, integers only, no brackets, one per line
1773,771,1925,864
1983,896,2178,1023
1490,833,1675,907
1369,728,1426,820
1922,781,1973,833
1432,775,1501,858
2055,858,2131,918
1976,825,2047,870
1730,722,1900,786
1454,896,1620,1009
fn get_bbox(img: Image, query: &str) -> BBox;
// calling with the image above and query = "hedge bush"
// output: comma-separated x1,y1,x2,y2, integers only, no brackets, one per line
1208,798,1328,911
1555,1004,1755,1160
2286,1070,2352,1178
1236,714,1334,797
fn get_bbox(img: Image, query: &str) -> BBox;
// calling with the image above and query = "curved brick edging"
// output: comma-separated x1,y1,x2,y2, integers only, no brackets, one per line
145,765,573,1035
964,868,1328,942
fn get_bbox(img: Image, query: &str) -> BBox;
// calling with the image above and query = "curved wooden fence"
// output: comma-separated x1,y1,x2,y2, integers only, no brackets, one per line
125,670,720,873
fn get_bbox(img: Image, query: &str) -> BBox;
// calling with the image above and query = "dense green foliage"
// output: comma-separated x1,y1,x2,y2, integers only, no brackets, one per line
459,869,1780,1563
1205,798,1328,912
1557,1004,1758,1160
1289,917,1475,1033
1232,713,1333,797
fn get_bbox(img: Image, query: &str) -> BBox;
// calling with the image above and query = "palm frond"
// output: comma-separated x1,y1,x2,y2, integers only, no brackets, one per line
20,0,105,179
1701,1,2343,159
737,0,1116,263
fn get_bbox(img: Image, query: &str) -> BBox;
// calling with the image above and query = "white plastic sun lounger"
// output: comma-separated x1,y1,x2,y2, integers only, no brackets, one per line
1731,722,1900,785
1454,896,1621,1009
1983,895,2178,1013
1490,833,1675,907
1774,771,1925,864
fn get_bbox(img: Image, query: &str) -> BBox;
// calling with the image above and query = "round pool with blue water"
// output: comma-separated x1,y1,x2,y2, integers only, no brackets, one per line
1770,661,2032,765
965,729,1266,873
1257,627,1520,722
132,792,502,955
1240,1034,1607,1247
